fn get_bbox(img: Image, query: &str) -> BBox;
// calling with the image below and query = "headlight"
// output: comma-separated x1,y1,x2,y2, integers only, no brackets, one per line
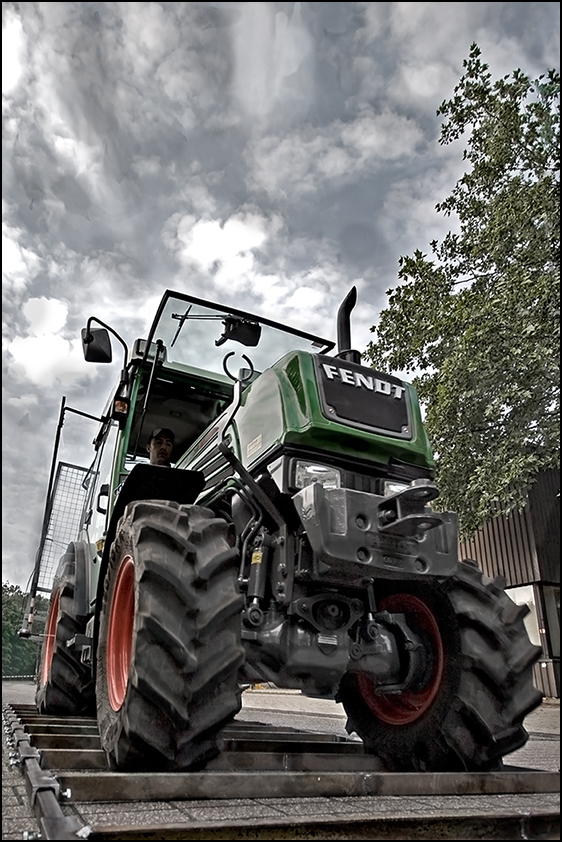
383,479,410,497
293,460,341,490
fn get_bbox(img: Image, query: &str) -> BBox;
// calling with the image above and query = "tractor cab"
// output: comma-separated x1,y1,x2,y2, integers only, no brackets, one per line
84,290,333,471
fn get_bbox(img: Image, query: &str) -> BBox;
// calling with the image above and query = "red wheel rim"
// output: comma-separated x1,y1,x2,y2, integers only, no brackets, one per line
41,590,60,686
107,555,135,712
358,593,444,725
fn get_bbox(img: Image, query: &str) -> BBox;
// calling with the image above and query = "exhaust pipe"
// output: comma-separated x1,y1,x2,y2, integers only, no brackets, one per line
336,286,361,364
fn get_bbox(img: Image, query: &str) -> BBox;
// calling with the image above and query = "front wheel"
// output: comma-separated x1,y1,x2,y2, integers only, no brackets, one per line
338,560,543,772
96,500,244,771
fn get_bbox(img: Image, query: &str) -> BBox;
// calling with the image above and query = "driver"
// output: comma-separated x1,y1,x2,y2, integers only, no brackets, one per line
146,428,175,467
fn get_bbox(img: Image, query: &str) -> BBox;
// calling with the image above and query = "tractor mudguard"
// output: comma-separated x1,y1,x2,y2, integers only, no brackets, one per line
111,464,205,534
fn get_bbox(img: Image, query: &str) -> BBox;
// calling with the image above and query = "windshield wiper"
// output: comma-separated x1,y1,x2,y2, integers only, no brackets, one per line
170,306,192,347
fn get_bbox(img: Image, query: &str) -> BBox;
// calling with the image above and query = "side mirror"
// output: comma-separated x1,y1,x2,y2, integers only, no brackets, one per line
81,327,112,363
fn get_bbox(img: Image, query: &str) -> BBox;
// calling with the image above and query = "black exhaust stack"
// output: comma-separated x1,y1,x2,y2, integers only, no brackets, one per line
336,286,362,364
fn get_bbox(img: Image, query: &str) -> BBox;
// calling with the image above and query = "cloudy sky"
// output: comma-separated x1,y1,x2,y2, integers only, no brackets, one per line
2,1,560,590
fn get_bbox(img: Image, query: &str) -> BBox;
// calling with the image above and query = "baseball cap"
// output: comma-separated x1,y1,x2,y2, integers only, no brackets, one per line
148,427,175,443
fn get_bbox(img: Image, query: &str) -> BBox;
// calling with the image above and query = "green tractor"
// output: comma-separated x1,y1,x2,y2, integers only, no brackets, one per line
25,287,542,773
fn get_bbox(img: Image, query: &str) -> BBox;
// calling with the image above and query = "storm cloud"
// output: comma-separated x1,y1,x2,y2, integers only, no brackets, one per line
2,1,559,587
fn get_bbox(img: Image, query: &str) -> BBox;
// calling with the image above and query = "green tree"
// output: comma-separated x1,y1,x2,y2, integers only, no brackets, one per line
2,581,46,677
365,43,560,537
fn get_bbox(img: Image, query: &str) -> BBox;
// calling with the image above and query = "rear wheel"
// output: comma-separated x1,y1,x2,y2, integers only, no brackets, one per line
96,500,244,771
36,547,95,715
338,559,543,771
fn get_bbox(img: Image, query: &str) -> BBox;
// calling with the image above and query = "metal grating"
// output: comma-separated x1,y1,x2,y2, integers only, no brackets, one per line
35,462,89,595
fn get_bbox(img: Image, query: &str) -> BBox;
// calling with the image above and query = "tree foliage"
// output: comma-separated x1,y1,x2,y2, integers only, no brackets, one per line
2,581,46,677
365,44,560,537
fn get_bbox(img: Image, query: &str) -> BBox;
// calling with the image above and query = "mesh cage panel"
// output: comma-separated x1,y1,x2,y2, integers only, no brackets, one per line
36,462,89,595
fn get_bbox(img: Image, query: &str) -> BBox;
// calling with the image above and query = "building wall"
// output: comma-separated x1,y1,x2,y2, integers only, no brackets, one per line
459,502,539,587
458,469,560,588
458,469,560,698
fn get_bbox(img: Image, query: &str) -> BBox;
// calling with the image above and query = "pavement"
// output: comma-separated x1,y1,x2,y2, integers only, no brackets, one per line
2,682,560,840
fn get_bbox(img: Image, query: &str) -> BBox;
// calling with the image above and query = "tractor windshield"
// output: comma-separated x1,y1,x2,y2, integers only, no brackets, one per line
145,291,335,376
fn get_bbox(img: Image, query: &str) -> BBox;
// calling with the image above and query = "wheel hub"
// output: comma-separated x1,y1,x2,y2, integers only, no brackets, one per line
358,593,444,725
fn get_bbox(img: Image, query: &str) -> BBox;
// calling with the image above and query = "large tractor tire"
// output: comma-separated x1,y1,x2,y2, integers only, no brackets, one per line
36,546,96,715
96,499,244,771
338,559,543,772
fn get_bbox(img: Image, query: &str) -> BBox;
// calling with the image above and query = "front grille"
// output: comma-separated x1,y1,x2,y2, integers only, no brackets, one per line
314,356,411,438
